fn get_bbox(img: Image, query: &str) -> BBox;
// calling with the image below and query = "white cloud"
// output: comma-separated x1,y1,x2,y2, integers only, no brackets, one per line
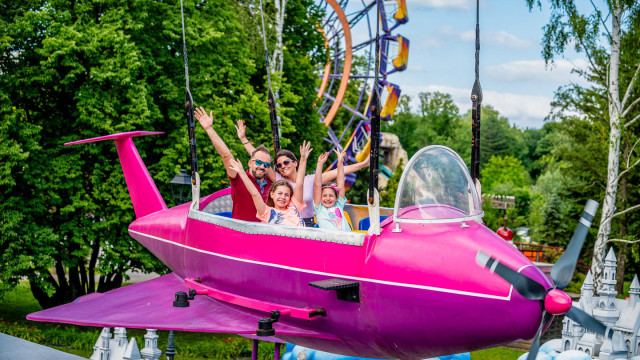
440,27,534,49
406,0,472,10
485,59,591,85
401,84,552,128
415,36,443,49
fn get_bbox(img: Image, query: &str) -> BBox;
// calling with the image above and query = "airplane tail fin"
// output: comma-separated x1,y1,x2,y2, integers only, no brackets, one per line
65,131,168,218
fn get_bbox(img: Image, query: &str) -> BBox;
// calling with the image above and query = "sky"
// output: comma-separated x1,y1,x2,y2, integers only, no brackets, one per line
358,0,590,129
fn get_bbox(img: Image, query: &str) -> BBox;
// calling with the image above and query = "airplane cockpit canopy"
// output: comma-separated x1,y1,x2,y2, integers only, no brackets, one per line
393,145,483,224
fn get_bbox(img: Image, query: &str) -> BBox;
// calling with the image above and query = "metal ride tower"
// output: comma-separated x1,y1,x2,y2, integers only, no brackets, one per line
315,0,409,185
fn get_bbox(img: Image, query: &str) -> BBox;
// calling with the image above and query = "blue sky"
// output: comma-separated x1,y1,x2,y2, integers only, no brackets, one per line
373,0,589,129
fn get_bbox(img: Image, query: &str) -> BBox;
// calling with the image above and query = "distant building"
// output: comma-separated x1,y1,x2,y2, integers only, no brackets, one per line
561,248,640,359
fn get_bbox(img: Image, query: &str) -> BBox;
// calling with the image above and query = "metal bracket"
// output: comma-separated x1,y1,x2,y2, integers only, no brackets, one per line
309,279,360,303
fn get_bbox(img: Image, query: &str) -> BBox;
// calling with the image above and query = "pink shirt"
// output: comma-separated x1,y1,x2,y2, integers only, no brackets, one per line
256,197,306,227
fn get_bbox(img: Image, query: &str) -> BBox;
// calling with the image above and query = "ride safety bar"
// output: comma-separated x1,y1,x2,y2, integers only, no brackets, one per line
184,278,325,320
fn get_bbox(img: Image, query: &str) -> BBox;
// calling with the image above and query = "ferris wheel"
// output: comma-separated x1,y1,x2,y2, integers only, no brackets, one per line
315,0,409,184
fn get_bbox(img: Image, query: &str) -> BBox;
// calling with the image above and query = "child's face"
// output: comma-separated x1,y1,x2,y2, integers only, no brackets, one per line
271,185,291,210
321,188,338,208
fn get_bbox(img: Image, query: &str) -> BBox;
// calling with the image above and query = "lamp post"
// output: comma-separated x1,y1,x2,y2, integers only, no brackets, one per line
170,169,192,205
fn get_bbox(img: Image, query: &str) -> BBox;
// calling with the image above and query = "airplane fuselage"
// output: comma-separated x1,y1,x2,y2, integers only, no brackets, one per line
128,188,551,360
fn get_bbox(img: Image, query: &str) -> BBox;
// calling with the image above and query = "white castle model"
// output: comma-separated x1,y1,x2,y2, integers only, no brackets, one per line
562,247,640,359
90,327,162,360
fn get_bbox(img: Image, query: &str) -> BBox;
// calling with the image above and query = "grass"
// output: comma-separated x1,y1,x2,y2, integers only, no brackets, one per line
1,283,524,359
471,347,524,359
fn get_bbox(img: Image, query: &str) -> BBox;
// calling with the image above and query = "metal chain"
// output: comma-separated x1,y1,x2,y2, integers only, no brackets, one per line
180,0,191,98
180,0,199,180
470,0,482,181
259,0,273,89
368,0,382,204
258,0,281,153
475,0,480,83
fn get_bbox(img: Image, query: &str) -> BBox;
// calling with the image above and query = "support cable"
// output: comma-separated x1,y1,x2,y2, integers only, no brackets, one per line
368,0,382,204
180,0,199,184
470,0,483,182
259,0,281,153
366,0,382,236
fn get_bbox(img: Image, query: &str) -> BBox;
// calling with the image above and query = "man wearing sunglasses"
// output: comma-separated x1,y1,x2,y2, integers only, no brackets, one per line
195,107,273,222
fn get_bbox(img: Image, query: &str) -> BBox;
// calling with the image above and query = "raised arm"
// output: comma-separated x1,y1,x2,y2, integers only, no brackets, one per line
228,158,266,215
235,119,257,155
333,149,347,198
314,152,330,207
236,119,276,182
195,107,237,178
321,153,370,183
294,140,312,204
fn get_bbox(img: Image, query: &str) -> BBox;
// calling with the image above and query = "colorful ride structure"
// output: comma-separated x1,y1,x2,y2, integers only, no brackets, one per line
315,0,409,184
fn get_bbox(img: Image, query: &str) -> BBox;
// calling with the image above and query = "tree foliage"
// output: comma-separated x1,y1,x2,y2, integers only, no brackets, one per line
0,0,323,308
526,0,640,290
481,155,530,192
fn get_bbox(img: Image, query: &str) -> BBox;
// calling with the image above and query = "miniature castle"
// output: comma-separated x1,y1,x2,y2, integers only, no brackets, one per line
561,248,640,359
91,327,162,360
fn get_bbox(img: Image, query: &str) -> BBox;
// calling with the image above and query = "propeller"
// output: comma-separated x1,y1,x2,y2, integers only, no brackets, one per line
477,200,600,360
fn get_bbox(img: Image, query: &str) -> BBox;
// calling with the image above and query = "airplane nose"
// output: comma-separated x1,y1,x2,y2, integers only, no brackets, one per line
544,289,572,315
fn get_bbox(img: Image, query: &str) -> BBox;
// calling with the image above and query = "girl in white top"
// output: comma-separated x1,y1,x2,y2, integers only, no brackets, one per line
313,149,351,231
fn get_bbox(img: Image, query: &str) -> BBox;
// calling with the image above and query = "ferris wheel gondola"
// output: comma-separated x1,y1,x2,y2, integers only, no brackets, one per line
314,0,409,185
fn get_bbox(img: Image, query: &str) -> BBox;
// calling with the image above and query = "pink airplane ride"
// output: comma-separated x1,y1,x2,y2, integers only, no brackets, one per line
27,130,611,360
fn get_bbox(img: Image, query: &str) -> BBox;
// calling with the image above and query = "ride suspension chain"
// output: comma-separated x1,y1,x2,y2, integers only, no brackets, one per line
259,0,281,154
368,0,382,204
470,0,483,181
180,0,199,183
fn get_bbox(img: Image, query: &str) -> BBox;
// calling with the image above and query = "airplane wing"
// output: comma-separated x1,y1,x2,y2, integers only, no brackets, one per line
27,273,337,340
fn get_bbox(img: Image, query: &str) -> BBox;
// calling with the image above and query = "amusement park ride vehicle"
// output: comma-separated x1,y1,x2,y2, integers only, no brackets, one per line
26,2,619,360
27,132,609,360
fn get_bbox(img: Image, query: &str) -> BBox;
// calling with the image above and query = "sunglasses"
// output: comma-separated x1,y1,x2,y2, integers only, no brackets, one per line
275,159,293,169
252,159,271,168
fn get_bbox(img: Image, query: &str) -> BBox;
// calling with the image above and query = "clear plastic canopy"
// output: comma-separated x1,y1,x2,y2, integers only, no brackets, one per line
394,146,483,223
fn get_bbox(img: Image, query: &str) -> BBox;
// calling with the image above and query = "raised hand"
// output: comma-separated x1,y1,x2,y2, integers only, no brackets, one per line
194,107,213,130
317,152,330,166
235,119,246,140
333,148,347,161
362,152,370,165
228,158,245,174
299,140,313,160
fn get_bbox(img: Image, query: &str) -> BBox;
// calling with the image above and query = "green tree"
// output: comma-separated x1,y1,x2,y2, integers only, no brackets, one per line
383,92,463,157
380,160,404,208
480,155,530,192
0,0,279,308
537,194,573,247
382,94,420,156
526,0,640,291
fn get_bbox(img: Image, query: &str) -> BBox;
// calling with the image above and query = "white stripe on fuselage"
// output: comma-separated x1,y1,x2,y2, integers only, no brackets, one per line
130,230,530,300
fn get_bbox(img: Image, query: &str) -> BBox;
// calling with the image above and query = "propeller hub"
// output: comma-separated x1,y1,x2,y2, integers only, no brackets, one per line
544,289,572,315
